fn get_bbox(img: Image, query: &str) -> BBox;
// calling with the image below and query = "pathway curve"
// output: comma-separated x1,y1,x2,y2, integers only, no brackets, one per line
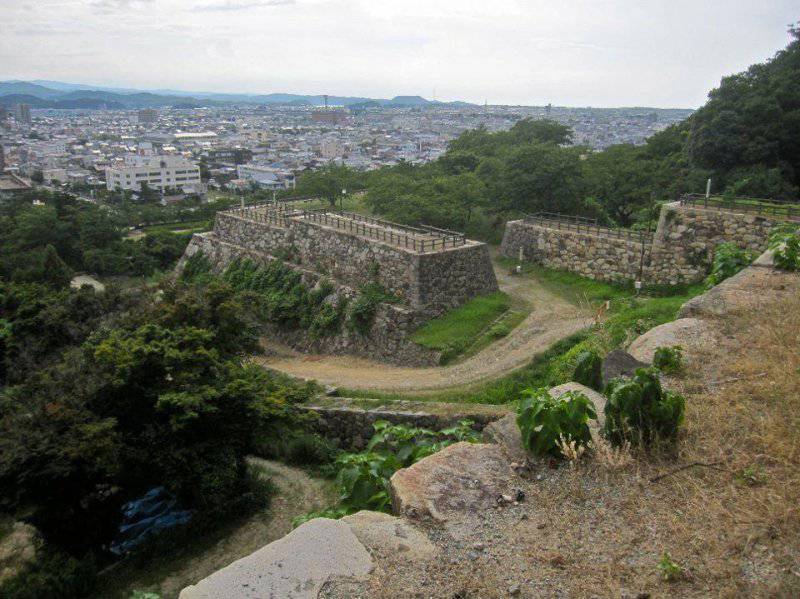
257,261,593,393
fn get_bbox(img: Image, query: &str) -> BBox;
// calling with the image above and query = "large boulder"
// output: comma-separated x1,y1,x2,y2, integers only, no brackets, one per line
601,349,647,388
178,518,373,599
483,413,527,463
628,317,712,364
342,510,436,563
390,442,517,522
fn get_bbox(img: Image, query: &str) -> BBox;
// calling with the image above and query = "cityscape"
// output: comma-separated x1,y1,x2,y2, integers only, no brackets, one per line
0,84,692,201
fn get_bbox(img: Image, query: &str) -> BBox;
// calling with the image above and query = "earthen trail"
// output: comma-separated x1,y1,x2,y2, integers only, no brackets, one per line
256,264,592,393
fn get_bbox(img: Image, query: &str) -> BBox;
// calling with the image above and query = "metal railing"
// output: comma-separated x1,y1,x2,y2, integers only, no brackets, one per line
297,210,467,252
523,212,654,243
679,193,800,220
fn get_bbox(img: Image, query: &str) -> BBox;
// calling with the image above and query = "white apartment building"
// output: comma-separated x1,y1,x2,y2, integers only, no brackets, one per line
105,155,201,191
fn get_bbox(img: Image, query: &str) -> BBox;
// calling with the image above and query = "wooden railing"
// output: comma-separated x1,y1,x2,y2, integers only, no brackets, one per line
523,212,654,243
679,194,800,220
297,210,466,252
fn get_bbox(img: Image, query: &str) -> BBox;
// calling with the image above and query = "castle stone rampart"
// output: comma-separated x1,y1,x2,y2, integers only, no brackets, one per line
501,201,795,286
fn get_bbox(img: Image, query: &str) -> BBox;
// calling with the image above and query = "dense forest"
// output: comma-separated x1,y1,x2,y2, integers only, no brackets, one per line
295,25,800,240
0,23,798,599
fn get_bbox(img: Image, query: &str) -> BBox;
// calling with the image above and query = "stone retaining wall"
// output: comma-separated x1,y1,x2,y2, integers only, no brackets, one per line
301,398,511,450
212,211,498,315
180,233,441,366
500,202,791,286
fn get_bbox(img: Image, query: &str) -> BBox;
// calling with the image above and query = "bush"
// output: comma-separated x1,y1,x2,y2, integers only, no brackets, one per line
572,349,602,391
705,242,754,287
516,388,597,458
603,368,685,447
0,550,97,599
653,345,684,374
284,433,338,466
768,224,800,271
347,282,397,335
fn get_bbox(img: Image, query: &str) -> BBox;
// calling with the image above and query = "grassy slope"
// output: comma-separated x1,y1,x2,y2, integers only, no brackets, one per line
411,291,514,363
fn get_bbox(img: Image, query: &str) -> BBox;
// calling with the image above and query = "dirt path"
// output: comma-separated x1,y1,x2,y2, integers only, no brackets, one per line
111,459,336,599
257,262,592,393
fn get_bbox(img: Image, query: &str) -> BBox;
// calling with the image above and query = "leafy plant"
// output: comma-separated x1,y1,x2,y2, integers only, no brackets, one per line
657,552,684,582
347,282,398,335
296,419,479,523
572,349,602,391
603,368,685,447
653,345,684,374
768,224,800,271
284,433,338,466
705,242,754,287
516,388,597,458
735,464,768,486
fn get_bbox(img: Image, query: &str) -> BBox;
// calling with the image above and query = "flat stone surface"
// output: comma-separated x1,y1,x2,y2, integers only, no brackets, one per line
342,510,437,562
178,518,373,599
628,317,712,364
390,442,517,522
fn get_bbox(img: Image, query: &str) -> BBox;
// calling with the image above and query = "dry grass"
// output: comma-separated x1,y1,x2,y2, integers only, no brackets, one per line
323,290,800,599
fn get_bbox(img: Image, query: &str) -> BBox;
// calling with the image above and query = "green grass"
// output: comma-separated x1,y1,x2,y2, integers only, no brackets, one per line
140,219,211,235
341,271,704,406
411,291,513,363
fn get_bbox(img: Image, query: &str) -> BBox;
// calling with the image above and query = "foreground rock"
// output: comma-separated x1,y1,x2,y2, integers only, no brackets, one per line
342,511,437,563
601,349,647,387
627,317,713,364
390,442,518,522
679,250,800,319
179,518,373,599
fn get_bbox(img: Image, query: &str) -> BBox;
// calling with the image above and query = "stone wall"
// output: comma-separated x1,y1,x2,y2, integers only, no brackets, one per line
500,202,792,286
180,233,441,366
301,398,511,450
212,211,498,315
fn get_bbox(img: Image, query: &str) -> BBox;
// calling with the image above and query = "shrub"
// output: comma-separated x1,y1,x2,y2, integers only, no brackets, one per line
572,349,602,391
347,282,397,335
516,388,597,458
768,224,800,271
603,368,685,447
284,433,338,466
0,550,97,599
705,242,754,287
653,345,683,374
657,552,684,582
180,251,214,285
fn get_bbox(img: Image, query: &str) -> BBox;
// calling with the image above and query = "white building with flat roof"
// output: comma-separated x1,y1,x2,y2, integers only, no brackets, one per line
105,155,201,191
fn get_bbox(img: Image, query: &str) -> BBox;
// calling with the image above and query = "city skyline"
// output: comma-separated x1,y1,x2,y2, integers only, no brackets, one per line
1,0,797,108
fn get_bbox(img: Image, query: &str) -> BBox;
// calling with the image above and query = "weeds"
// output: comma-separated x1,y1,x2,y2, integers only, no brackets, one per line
653,345,684,374
657,552,684,582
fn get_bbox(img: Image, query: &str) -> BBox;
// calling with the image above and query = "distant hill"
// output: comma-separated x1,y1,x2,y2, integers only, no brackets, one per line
0,80,475,109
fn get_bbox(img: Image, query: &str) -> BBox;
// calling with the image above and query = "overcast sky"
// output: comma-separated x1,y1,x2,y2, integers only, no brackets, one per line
0,0,797,107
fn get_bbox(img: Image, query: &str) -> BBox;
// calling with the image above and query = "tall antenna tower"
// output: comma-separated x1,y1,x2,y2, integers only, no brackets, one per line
323,94,329,108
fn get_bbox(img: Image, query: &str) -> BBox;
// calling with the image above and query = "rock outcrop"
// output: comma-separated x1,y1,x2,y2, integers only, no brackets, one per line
390,442,517,522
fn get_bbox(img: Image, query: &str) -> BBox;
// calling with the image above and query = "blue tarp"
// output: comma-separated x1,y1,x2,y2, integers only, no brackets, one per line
110,487,193,555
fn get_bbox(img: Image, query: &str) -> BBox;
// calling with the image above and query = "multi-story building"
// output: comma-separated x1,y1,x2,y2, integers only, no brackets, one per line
105,155,201,191
14,104,32,125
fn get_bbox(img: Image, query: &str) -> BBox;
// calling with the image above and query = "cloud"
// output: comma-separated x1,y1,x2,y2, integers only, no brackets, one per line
196,0,294,11
91,0,154,10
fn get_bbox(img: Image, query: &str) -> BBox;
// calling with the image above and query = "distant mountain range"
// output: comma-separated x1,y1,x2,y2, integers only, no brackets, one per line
0,80,474,110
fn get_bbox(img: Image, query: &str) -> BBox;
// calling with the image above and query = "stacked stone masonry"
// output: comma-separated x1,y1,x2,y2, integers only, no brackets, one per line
500,202,793,286
178,206,498,365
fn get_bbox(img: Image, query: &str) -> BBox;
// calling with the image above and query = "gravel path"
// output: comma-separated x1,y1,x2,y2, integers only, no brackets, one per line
257,263,592,393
